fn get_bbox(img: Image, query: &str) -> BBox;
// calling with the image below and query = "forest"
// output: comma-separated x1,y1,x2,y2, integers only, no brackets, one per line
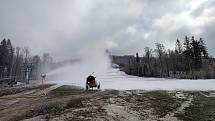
0,38,53,85
113,36,215,79
1,35,215,86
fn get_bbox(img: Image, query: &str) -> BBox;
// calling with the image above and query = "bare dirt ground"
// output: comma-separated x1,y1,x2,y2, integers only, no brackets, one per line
0,85,215,121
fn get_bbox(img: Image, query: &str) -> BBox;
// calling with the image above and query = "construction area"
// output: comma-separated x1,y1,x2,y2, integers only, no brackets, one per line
0,84,215,121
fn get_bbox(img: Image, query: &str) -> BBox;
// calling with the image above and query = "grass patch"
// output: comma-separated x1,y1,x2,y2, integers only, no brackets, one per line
50,85,85,96
66,98,84,108
13,97,85,121
0,84,54,97
143,91,184,118
176,93,215,121
12,103,65,121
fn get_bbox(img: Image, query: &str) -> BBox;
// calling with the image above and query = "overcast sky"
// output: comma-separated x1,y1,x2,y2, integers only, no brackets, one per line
0,0,215,60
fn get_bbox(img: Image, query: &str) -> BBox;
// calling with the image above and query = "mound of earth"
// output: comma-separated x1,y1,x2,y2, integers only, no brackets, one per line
0,84,215,121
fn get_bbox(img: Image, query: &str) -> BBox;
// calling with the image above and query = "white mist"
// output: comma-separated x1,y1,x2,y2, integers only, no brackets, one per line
46,41,112,87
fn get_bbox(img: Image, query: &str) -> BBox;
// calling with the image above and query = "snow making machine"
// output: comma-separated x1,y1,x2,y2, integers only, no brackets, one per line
86,74,100,90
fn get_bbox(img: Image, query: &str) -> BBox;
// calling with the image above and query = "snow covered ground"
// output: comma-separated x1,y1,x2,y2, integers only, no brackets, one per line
47,67,215,91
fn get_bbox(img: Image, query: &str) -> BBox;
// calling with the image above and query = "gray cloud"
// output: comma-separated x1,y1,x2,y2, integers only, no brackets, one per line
0,0,214,60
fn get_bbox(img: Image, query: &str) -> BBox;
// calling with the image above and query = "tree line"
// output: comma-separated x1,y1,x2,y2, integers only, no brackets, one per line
0,38,53,84
113,36,215,79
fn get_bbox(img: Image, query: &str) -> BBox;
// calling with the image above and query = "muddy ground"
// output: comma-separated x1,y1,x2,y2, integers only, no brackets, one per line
0,84,215,121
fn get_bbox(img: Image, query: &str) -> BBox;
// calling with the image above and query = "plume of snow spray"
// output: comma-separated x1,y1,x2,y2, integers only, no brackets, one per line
46,41,112,87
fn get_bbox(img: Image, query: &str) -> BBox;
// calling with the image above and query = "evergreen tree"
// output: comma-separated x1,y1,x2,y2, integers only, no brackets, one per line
135,52,140,76
136,52,140,63
190,36,202,70
174,39,184,71
175,39,182,54
144,47,153,75
183,36,192,72
183,36,191,58
6,39,14,76
199,38,208,59
0,39,9,77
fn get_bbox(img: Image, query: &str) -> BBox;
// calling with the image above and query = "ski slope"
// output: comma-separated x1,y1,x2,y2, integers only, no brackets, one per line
47,67,215,90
